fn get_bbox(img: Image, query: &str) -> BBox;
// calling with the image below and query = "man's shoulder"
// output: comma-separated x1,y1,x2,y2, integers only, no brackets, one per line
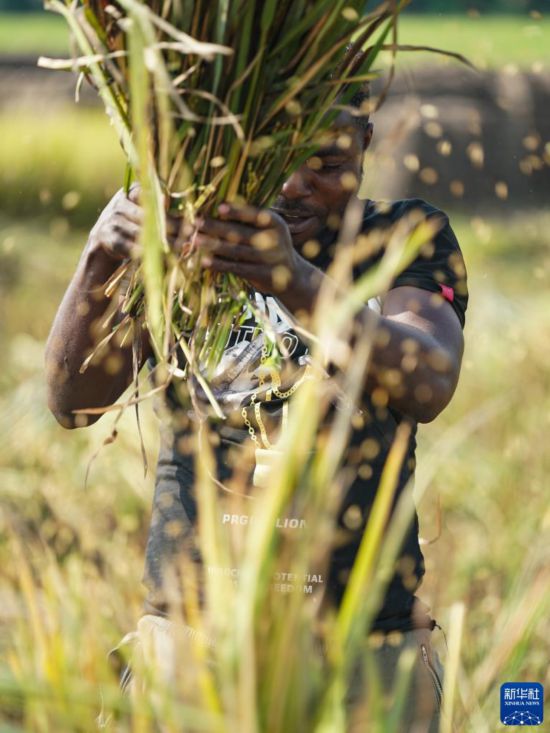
359,197,469,327
360,196,463,260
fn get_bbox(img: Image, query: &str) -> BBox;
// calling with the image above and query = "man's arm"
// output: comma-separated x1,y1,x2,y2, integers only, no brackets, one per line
194,204,464,424
45,188,153,429
362,286,463,423
282,265,463,423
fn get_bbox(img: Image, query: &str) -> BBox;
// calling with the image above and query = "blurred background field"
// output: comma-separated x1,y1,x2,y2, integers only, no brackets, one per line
0,9,549,68
0,3,549,731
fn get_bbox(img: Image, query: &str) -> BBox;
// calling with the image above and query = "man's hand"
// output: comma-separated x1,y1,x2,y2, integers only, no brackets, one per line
45,184,153,429
88,185,143,262
195,203,304,294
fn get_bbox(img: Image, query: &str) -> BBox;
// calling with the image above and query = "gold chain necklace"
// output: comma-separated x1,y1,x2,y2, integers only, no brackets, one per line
241,339,313,449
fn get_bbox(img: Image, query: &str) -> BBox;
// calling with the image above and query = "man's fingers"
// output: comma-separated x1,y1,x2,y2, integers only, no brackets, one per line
119,198,143,225
167,214,195,241
201,256,263,282
199,219,280,254
113,217,140,241
103,233,134,260
127,183,141,205
201,255,291,293
113,184,143,224
196,235,261,263
217,202,276,229
100,218,142,260
199,217,256,245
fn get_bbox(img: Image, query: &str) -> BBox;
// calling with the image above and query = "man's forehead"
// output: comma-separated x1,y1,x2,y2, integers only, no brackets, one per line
313,109,363,151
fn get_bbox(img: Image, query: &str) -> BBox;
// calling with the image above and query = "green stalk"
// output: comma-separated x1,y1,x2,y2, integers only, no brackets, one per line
440,603,466,733
125,6,165,353
335,422,411,654
41,0,136,165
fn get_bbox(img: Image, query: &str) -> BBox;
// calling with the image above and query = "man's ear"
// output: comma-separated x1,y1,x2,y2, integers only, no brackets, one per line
363,122,374,151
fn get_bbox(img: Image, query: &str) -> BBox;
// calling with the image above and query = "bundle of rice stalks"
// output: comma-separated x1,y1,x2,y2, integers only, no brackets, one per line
40,0,407,415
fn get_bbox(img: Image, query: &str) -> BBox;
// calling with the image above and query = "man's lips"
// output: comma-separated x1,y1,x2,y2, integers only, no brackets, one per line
271,208,320,233
273,208,313,217
288,218,318,235
274,209,312,216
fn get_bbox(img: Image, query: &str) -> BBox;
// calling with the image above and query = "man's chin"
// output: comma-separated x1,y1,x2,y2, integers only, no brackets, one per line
287,215,322,245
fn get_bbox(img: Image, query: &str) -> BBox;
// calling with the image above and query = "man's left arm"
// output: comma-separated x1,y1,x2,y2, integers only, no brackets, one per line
358,286,464,423
195,204,465,424
281,268,464,423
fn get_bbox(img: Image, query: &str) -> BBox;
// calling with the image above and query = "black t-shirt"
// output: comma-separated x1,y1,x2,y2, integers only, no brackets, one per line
143,198,468,632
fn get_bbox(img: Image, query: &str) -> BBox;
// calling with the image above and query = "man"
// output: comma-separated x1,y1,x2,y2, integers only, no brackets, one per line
45,91,467,731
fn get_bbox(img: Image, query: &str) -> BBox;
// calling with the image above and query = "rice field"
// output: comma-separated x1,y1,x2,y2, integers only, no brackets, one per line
0,101,549,729
0,110,125,229
394,12,549,71
0,11,548,70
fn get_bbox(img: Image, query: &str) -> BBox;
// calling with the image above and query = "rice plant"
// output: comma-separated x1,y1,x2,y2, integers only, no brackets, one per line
39,0,409,399
27,1,484,731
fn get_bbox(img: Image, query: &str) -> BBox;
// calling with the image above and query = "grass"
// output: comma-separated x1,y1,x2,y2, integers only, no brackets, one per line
0,11,548,70
390,13,549,71
1,202,549,729
0,12,69,55
418,211,550,708
0,109,125,228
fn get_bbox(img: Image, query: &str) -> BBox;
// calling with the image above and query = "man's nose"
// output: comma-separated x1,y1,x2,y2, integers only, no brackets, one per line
281,167,311,200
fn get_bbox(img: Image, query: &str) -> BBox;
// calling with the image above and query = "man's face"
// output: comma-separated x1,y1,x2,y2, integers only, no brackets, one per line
271,112,372,247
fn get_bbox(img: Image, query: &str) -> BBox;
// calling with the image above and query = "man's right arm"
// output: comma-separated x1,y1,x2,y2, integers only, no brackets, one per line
45,187,153,429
